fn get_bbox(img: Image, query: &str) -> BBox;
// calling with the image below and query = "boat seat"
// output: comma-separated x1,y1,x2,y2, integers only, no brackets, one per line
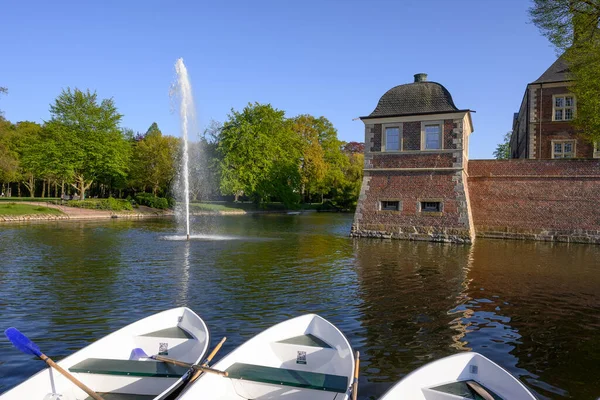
276,334,332,348
84,394,156,400
140,326,193,339
70,358,189,378
226,362,348,393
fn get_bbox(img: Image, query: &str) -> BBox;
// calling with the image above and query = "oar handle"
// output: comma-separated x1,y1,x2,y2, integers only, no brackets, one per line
352,350,360,400
204,336,227,365
40,354,105,400
153,355,228,376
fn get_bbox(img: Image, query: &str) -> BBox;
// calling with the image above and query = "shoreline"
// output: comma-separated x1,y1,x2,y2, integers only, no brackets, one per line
0,202,322,223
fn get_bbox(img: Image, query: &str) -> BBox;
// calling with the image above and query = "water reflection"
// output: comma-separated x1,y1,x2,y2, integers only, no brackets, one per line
0,216,599,399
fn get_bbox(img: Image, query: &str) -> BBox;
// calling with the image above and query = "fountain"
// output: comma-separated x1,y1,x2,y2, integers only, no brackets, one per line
174,58,193,240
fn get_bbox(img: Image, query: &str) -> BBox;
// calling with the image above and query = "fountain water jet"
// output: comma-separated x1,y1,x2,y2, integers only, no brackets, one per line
174,58,194,240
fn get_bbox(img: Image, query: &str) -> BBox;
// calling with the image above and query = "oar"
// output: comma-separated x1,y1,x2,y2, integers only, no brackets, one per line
189,336,227,383
4,327,105,400
352,350,360,400
466,380,495,400
131,347,228,377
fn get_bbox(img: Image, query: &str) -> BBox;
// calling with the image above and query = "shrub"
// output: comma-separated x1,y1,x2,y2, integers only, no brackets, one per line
134,193,170,209
67,197,133,211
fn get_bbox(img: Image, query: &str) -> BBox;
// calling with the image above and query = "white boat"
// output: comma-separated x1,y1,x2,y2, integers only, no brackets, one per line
177,314,355,400
379,352,537,400
2,307,210,400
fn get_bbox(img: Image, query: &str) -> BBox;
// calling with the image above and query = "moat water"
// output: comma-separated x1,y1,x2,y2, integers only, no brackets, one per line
0,214,598,399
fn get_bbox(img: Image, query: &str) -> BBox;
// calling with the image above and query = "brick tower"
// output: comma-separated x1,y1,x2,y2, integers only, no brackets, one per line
351,73,475,243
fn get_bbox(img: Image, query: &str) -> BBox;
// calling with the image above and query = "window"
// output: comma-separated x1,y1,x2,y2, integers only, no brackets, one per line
552,140,576,158
385,127,400,151
380,200,400,211
553,95,575,121
420,201,442,212
421,121,443,150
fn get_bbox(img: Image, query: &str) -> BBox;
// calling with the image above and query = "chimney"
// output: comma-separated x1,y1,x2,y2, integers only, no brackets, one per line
414,73,428,82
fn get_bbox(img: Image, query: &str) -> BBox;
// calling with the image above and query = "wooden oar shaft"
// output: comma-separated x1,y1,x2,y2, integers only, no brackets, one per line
40,354,105,400
466,381,495,400
352,350,360,400
153,355,228,376
205,336,227,365
189,336,228,384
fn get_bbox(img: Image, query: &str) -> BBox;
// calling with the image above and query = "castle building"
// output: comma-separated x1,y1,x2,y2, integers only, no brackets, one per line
511,56,599,159
352,69,600,245
351,73,475,243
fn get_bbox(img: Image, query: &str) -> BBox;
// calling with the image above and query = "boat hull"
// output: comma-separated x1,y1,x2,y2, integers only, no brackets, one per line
178,314,354,400
1,307,209,400
380,352,537,400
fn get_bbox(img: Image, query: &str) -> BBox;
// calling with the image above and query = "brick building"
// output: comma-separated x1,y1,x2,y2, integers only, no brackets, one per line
351,73,476,243
352,71,600,244
510,56,599,159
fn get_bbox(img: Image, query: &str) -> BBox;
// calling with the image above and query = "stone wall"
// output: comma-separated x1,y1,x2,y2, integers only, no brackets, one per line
468,159,600,244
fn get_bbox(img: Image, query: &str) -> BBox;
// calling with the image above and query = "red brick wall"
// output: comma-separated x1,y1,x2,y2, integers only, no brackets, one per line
371,124,382,152
468,160,600,240
444,120,454,149
360,171,466,229
404,122,420,150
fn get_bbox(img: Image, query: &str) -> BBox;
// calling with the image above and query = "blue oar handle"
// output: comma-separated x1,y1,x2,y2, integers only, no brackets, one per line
4,327,105,400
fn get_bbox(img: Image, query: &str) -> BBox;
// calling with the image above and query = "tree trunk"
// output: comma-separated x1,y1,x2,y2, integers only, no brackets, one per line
23,175,35,197
17,183,21,197
41,180,46,198
61,180,65,197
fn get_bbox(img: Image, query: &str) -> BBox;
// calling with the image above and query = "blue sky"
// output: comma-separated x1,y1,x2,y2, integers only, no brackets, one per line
1,0,558,159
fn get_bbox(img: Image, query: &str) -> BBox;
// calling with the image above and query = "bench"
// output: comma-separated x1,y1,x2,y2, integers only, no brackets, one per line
140,327,193,339
69,358,189,378
277,334,332,348
225,363,348,393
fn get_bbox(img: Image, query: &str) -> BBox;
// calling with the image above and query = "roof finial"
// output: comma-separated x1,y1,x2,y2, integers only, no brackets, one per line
414,73,428,83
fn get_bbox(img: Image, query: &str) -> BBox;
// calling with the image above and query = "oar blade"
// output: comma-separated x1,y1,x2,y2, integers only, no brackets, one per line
5,327,43,358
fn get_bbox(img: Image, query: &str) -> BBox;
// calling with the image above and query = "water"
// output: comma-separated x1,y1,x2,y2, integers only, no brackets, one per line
0,214,599,399
173,58,194,239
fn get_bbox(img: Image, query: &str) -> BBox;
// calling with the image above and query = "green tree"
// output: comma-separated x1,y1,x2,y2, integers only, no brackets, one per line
47,88,128,199
530,0,600,142
218,103,301,205
12,121,43,196
130,123,180,195
493,131,511,160
291,115,327,203
0,118,19,194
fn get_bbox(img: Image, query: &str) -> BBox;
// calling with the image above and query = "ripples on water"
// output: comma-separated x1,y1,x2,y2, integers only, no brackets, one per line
0,214,599,399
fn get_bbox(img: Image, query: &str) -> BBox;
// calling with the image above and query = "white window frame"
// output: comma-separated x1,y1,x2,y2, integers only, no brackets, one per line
421,120,444,150
382,123,402,152
552,95,576,121
551,140,576,159
594,142,600,159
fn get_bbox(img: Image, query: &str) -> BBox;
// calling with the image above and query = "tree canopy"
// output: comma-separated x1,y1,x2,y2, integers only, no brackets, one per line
46,88,130,198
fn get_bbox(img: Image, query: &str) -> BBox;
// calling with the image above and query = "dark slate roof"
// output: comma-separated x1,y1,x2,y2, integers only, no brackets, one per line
363,81,459,119
532,56,571,84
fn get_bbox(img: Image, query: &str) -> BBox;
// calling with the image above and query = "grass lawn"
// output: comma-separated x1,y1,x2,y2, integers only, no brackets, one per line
189,201,322,212
0,203,64,216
